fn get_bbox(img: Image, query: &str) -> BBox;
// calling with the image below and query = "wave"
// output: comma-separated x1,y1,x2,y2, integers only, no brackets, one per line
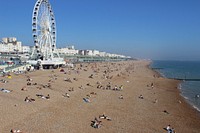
180,94,200,112
180,94,189,100
192,105,200,112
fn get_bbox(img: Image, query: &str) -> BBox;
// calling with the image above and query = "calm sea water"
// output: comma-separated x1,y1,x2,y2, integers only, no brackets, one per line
151,60,200,112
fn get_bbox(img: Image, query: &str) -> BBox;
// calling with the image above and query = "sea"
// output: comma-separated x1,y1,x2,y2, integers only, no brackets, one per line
150,60,200,112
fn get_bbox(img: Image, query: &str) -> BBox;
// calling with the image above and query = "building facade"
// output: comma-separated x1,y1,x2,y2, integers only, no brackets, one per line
0,37,22,53
0,38,130,59
57,46,78,55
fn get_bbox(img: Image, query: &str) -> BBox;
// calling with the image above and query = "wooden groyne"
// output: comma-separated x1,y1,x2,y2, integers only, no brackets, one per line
152,67,164,70
169,78,200,81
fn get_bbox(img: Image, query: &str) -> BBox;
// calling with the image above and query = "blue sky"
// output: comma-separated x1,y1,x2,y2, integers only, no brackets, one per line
0,0,200,60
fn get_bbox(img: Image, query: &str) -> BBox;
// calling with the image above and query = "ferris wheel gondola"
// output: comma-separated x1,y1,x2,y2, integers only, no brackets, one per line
31,0,59,60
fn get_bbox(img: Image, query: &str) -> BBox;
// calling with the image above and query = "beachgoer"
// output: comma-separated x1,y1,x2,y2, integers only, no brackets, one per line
163,110,169,114
89,74,93,78
10,129,23,133
113,85,118,90
91,117,102,128
151,83,154,88
0,88,11,93
21,87,27,91
45,94,50,99
119,95,123,99
195,94,199,98
27,82,31,86
99,113,112,121
90,92,97,95
79,85,84,89
119,85,123,90
63,93,70,98
166,125,176,133
171,128,176,133
153,99,158,103
68,87,74,92
166,125,171,131
83,97,90,103
139,95,144,99
24,96,35,103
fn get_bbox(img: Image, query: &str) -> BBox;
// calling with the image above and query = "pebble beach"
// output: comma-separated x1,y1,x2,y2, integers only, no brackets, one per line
0,60,200,133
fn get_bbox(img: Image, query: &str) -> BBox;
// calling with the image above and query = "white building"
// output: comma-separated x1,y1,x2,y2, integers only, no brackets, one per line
57,45,78,55
92,50,100,56
0,37,22,53
78,50,100,56
0,37,130,58
0,43,9,52
2,38,8,43
22,46,31,53
99,52,106,57
85,50,93,56
77,49,128,58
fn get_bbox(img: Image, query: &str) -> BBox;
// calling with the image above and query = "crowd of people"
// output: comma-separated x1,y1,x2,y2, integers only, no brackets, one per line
0,61,181,132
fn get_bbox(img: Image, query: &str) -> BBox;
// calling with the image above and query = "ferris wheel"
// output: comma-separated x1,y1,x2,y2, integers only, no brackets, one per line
31,0,59,60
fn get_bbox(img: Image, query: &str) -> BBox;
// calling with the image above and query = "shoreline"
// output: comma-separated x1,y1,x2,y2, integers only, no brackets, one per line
139,60,200,132
0,60,200,132
149,61,200,114
179,89,200,112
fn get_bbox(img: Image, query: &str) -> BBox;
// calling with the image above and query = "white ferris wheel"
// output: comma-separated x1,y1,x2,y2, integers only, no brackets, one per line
31,0,59,60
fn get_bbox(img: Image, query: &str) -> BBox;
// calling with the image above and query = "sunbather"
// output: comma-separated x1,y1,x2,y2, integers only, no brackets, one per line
21,87,27,91
68,87,74,92
91,117,102,129
119,95,123,99
24,96,35,103
83,97,90,103
99,113,112,121
63,93,70,98
139,95,144,99
163,110,170,114
36,94,50,100
90,92,97,95
0,88,12,93
10,129,23,133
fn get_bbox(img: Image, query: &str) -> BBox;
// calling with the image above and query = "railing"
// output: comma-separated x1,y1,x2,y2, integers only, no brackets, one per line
4,64,25,72
60,54,132,63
